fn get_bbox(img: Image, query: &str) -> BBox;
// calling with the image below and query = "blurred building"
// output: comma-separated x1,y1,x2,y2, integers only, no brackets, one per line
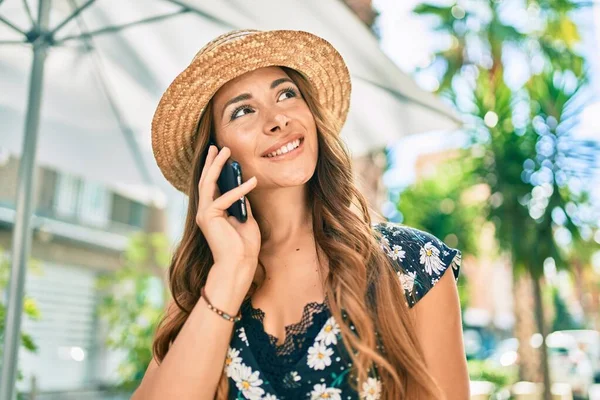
0,155,163,396
342,0,378,27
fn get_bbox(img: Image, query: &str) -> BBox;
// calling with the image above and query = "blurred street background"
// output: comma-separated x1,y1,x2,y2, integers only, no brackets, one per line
0,0,599,399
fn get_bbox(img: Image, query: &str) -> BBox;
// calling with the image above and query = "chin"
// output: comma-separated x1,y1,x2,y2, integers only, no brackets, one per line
277,174,313,187
271,166,316,187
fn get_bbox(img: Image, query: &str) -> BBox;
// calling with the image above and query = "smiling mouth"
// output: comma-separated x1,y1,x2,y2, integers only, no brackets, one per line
261,137,304,158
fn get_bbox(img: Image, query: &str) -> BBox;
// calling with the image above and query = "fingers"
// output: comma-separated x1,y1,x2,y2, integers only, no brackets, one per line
198,145,217,188
205,147,231,183
198,146,231,206
196,145,258,227
212,176,257,211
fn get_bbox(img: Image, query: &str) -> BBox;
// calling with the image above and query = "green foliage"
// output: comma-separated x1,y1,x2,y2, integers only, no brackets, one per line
468,359,518,390
97,232,171,391
468,359,518,398
0,248,41,381
397,155,484,311
397,153,481,246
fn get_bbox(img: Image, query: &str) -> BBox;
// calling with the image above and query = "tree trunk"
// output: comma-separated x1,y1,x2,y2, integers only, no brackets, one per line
531,275,552,400
513,271,540,382
573,259,600,329
587,268,600,330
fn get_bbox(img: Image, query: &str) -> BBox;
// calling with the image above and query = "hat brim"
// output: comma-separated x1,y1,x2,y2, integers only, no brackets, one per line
151,30,351,194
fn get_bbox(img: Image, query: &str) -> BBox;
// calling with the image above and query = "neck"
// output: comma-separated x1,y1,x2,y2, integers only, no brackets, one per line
247,184,330,292
247,184,313,252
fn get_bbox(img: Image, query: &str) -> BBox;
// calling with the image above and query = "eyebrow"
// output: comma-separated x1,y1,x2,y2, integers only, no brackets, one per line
221,77,296,120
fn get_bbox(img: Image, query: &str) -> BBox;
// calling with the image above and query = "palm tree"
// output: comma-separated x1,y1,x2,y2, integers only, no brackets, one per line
410,1,599,398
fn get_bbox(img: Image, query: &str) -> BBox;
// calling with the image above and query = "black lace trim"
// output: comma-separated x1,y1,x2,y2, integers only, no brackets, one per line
240,297,331,392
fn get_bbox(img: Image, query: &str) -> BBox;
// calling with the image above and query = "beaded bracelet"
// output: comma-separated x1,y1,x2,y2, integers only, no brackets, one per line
201,286,241,323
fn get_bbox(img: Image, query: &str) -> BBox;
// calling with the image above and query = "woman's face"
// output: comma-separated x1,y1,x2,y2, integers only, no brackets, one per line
211,66,318,189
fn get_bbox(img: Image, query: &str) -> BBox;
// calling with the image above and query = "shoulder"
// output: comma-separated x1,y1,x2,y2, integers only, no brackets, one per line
372,221,462,308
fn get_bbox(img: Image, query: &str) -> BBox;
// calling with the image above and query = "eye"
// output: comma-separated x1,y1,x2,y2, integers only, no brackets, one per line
230,105,254,120
278,87,298,101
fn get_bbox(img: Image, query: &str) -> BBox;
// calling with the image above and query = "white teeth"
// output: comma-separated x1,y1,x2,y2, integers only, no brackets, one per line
264,139,302,158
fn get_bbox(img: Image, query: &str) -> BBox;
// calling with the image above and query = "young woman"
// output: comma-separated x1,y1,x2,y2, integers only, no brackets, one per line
133,29,469,400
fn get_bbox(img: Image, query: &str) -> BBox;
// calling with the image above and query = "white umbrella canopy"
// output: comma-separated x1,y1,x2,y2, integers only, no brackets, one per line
0,1,461,398
0,44,159,187
1,0,460,193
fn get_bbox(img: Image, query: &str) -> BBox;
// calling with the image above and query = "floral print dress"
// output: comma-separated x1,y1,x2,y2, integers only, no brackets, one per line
224,222,462,400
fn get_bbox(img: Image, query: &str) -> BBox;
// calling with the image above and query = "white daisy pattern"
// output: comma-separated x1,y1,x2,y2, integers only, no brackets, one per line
452,251,462,274
223,223,461,398
315,316,341,346
398,270,416,294
231,363,265,400
379,235,390,251
310,383,343,400
360,377,382,400
419,241,446,275
375,222,461,308
238,326,249,346
307,341,334,370
224,347,243,377
387,244,406,261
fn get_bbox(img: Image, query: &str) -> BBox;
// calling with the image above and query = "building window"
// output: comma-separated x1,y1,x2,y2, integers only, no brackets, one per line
78,181,111,228
54,173,80,219
129,200,146,228
20,262,99,390
53,173,111,228
110,194,146,229
38,169,58,214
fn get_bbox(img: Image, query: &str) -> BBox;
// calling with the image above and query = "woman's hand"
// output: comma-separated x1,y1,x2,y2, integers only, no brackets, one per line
195,145,261,294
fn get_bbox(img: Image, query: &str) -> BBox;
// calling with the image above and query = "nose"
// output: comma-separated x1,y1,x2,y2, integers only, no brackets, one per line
264,112,291,134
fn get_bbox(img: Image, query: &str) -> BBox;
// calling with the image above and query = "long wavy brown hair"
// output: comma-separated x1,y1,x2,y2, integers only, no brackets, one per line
152,66,444,399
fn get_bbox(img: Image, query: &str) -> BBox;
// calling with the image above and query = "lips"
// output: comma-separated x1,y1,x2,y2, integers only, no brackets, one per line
260,133,305,157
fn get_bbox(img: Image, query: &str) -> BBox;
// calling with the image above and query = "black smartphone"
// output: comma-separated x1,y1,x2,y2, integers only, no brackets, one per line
208,139,248,223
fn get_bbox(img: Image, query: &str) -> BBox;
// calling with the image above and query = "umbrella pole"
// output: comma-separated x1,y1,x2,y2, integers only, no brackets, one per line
0,1,51,400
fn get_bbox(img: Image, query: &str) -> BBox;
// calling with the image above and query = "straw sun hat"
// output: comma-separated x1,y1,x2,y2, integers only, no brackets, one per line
151,29,352,194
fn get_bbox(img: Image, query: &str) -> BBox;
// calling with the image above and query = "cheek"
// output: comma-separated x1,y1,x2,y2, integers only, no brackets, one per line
303,114,318,149
299,107,317,136
220,122,254,152
219,134,255,169
239,158,261,180
231,148,262,179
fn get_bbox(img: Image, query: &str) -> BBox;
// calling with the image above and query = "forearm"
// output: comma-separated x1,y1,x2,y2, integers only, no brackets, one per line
133,268,244,400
